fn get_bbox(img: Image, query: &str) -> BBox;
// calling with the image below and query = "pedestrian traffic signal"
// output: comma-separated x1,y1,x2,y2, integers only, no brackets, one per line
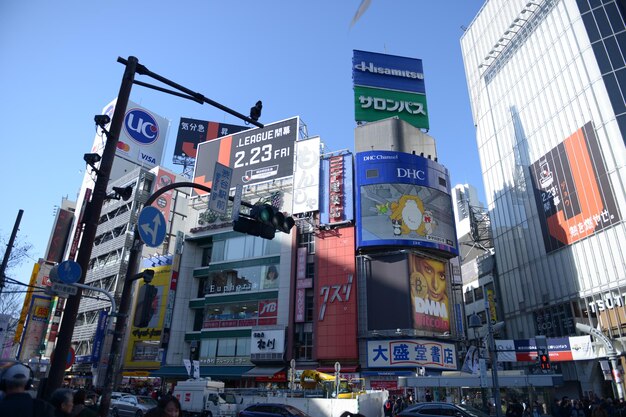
134,284,158,328
232,203,295,240
539,351,551,370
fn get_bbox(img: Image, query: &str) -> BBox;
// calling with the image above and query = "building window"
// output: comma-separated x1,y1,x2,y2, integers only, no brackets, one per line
464,290,474,304
305,263,315,279
295,328,313,360
473,287,484,301
305,289,314,322
201,245,213,267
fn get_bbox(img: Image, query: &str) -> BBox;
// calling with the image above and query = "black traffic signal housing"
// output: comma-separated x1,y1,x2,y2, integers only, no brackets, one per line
134,284,158,328
232,203,295,240
538,349,551,371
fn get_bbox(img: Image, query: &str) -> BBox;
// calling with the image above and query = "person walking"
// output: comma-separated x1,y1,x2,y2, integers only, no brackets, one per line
50,388,75,417
0,363,54,417
70,389,97,417
383,395,394,417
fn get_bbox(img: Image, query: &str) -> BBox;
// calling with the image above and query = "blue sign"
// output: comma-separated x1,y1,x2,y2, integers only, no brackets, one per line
124,108,159,145
355,151,458,256
57,260,82,284
91,311,108,365
353,50,426,94
138,206,167,247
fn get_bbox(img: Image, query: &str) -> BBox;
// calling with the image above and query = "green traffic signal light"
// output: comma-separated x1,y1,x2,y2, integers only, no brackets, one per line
233,203,295,240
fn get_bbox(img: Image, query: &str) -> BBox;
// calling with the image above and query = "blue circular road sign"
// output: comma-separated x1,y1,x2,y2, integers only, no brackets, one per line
138,206,167,247
57,260,82,284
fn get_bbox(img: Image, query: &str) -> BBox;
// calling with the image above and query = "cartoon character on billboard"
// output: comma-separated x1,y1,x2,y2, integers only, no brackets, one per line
387,195,437,237
410,254,449,333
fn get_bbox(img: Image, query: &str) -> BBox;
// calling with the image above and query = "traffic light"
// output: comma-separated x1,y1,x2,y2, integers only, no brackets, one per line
232,203,295,240
538,350,551,371
134,284,158,328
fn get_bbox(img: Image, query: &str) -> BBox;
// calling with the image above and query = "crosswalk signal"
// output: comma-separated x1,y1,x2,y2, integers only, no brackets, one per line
539,351,551,370
232,203,295,240
134,284,158,328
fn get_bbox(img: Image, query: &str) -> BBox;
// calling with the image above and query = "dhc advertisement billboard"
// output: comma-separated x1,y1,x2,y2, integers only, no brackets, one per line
355,151,458,256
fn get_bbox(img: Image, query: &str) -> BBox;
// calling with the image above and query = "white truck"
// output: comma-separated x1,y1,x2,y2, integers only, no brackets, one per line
172,379,239,417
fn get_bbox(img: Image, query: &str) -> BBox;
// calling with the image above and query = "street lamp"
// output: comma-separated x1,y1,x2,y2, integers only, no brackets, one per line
468,312,502,417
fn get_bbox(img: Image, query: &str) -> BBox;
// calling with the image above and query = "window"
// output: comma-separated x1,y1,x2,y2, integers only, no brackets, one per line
300,232,315,254
473,288,484,300
217,339,236,356
201,245,213,267
295,329,313,360
305,289,314,322
464,291,474,304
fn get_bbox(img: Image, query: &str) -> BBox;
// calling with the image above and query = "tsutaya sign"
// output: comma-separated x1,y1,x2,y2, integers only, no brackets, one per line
588,290,626,313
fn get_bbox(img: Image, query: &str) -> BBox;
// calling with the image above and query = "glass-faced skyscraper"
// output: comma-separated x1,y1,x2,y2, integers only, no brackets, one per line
462,0,625,395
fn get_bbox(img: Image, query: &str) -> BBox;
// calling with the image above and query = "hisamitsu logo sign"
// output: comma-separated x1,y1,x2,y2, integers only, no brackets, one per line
353,50,426,94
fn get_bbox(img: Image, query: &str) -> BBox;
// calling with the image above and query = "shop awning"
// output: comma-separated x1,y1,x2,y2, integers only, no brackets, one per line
149,365,254,379
242,366,285,377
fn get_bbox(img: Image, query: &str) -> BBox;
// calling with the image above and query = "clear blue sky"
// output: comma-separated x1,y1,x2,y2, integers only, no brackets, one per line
0,1,485,286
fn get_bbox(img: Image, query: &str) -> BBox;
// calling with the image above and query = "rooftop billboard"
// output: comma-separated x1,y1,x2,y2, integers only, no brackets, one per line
174,117,248,160
353,50,429,129
194,117,299,194
355,151,458,256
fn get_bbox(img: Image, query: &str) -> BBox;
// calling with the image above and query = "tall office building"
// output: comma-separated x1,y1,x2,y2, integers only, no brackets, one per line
462,0,625,395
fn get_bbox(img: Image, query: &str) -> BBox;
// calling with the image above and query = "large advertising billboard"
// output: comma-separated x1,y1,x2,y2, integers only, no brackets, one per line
124,263,172,369
354,86,429,130
353,50,429,129
174,117,248,160
364,253,450,334
529,122,621,253
194,117,299,194
45,208,74,263
355,151,458,256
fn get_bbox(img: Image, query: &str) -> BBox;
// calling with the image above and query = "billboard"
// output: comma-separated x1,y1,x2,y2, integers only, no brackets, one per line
124,263,172,369
45,208,74,263
151,168,177,223
292,137,321,215
364,252,450,334
409,254,450,333
529,122,621,253
355,151,458,256
320,152,354,225
366,339,457,370
315,226,358,360
495,335,594,362
94,99,169,171
354,86,429,130
353,50,429,130
18,295,52,361
174,117,248,160
353,50,426,94
194,117,299,194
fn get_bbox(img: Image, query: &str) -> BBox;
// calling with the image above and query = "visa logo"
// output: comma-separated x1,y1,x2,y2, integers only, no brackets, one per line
140,152,156,165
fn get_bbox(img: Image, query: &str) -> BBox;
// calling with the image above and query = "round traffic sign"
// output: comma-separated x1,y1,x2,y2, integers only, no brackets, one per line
138,206,167,247
57,260,82,284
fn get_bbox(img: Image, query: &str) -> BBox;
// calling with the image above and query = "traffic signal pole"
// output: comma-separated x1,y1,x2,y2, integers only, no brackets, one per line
45,56,138,399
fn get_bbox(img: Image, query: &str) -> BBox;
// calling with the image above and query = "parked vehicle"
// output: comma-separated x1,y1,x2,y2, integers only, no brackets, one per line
238,403,312,417
397,402,491,417
172,378,238,417
110,394,158,417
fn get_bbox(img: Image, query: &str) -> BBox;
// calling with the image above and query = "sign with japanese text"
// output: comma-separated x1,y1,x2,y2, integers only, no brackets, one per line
292,137,321,215
18,295,53,361
366,339,457,370
208,162,233,215
295,288,306,323
320,153,354,225
151,168,177,223
529,122,621,253
174,117,248,159
194,117,299,193
355,151,458,256
355,86,429,129
250,329,285,355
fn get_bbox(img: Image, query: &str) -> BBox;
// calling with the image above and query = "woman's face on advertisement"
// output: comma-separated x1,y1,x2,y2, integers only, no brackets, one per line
421,259,446,301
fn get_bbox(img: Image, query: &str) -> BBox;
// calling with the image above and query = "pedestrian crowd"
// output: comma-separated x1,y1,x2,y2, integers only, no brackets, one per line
383,392,418,417
505,395,626,417
0,362,181,417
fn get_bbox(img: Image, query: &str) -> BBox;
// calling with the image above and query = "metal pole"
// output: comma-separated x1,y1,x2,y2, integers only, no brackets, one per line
45,56,138,399
0,209,24,296
487,317,502,417
98,232,142,417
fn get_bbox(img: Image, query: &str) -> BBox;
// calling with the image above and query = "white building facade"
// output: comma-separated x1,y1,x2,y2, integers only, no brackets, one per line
462,0,626,396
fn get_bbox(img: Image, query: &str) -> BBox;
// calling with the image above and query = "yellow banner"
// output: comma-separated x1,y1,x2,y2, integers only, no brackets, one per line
487,289,498,323
14,262,40,343
123,264,172,369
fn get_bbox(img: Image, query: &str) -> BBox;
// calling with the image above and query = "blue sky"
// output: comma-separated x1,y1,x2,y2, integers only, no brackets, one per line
0,1,485,285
